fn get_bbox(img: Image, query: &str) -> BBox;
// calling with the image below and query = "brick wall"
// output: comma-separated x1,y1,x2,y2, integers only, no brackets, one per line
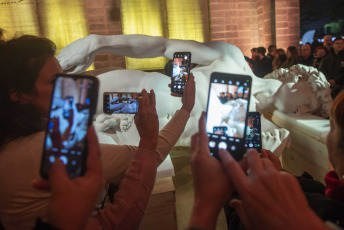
275,0,300,49
82,0,300,69
209,0,300,57
85,0,125,69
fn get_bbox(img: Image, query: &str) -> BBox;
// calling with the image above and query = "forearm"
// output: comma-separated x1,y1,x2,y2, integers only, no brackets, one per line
87,148,160,230
93,34,168,58
155,109,190,162
188,200,221,230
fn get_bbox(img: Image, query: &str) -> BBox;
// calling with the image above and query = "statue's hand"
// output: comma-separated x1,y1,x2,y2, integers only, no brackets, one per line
57,35,98,74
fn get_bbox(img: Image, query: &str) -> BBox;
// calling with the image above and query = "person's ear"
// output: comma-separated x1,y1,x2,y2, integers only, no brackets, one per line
9,89,33,104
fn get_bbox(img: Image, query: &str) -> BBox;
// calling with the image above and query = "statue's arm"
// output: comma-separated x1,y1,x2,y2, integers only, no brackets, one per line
57,34,222,73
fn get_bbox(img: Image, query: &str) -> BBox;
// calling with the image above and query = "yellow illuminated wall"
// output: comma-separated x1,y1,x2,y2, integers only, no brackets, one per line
121,0,169,70
166,0,209,43
0,0,89,57
37,0,89,55
121,0,209,70
0,0,40,39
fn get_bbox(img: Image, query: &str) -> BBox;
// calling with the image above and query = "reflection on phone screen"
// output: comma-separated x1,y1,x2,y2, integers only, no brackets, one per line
245,112,262,152
104,92,141,114
42,76,95,178
206,73,251,161
171,52,191,94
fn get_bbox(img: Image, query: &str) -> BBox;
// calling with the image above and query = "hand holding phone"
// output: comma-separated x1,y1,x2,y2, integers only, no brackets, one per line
245,112,262,152
134,89,159,152
40,74,99,179
206,72,252,161
171,52,191,94
103,92,143,114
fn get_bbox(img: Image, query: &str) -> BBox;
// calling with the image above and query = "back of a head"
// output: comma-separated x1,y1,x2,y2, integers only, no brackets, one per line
0,35,56,146
268,44,276,53
331,91,344,138
288,46,299,59
0,28,5,45
0,35,56,95
257,47,266,56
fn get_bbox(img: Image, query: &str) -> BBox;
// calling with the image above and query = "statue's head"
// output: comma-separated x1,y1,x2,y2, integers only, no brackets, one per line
264,64,333,118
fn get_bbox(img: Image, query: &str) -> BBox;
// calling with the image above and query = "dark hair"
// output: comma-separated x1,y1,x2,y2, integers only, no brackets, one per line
257,47,266,56
268,45,276,53
251,48,257,52
334,37,344,43
0,35,56,147
0,28,5,45
287,46,299,60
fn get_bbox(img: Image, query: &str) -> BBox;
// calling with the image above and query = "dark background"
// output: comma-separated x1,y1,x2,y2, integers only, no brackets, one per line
300,0,344,40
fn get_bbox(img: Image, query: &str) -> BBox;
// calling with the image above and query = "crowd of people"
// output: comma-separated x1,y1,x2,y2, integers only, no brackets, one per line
246,34,344,99
0,26,343,230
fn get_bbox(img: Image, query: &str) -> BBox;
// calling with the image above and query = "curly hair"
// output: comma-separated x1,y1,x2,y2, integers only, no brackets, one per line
0,35,56,147
264,64,333,118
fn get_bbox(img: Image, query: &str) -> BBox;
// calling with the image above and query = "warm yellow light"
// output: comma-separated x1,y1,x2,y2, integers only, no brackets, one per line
121,0,168,70
37,0,89,56
166,0,207,43
121,0,209,70
0,0,40,39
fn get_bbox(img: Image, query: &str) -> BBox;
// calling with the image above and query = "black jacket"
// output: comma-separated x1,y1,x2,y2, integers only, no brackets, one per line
320,49,344,86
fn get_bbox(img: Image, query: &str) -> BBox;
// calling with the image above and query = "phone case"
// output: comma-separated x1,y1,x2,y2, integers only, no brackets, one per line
40,74,99,179
171,52,191,94
206,72,252,161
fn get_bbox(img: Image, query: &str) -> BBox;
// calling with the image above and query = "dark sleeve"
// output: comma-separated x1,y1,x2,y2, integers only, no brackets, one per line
320,57,330,78
32,219,60,230
244,56,254,64
295,172,326,195
334,72,344,85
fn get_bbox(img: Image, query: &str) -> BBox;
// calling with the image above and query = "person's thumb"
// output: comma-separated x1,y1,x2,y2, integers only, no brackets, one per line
50,159,69,188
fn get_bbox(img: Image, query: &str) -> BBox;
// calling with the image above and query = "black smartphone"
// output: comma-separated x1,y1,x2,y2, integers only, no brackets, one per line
245,112,262,153
40,74,99,179
103,92,143,114
206,72,252,161
171,52,191,94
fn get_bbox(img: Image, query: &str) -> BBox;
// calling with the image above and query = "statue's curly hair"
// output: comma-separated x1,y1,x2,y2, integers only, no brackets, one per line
264,64,333,118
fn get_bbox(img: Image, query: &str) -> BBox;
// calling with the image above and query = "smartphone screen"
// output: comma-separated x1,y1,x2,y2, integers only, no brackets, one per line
103,92,142,114
40,74,99,179
171,52,191,94
206,72,252,161
245,112,262,152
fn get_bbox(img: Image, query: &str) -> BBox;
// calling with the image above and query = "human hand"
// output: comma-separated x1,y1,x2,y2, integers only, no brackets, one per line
169,73,196,113
260,149,282,171
57,35,99,74
219,149,328,230
33,126,103,230
134,89,159,151
181,73,195,113
188,112,233,230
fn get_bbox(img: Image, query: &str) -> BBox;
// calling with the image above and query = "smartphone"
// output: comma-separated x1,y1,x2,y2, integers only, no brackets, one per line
245,112,262,153
206,72,252,161
103,92,143,114
40,74,99,179
171,52,191,94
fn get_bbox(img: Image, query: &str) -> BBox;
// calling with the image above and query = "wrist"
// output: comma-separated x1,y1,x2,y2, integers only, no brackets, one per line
188,199,221,230
138,140,157,152
181,104,193,113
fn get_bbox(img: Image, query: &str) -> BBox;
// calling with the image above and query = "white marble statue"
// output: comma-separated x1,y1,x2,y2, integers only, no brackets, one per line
57,34,332,155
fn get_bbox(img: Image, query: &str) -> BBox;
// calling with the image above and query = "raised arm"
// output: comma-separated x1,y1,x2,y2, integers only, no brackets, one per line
57,34,222,73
